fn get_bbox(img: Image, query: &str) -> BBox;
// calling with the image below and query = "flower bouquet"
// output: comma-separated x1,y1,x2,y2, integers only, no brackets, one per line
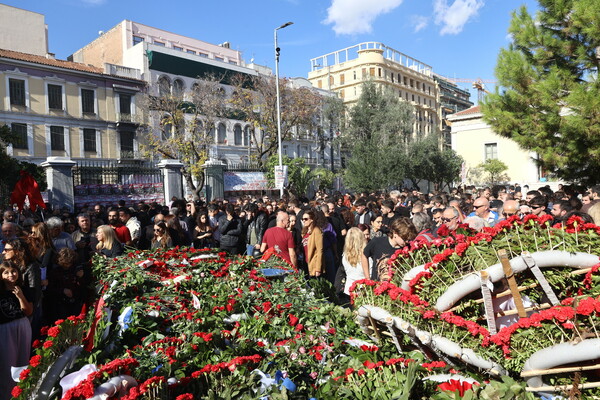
352,215,600,397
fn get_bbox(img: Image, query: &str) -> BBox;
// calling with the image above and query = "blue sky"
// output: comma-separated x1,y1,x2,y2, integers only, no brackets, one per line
4,0,539,99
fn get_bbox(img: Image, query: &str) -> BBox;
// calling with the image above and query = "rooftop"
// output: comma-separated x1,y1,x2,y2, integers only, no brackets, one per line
0,48,144,82
310,42,432,77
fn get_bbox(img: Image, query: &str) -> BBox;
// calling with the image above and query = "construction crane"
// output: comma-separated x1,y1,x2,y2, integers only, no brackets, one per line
439,76,497,102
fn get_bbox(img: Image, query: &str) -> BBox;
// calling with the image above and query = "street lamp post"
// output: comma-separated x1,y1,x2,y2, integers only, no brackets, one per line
274,21,293,199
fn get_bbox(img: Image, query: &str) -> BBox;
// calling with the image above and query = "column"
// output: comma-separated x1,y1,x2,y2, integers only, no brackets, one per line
41,156,77,212
158,159,184,203
202,159,226,202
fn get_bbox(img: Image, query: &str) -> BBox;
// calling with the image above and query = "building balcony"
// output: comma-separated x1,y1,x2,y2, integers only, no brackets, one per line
104,63,142,80
116,113,142,124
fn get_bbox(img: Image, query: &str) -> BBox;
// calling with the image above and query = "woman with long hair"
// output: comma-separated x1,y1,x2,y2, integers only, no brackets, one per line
0,262,33,398
165,215,191,247
341,227,370,299
314,209,337,284
193,212,213,249
301,211,324,277
28,222,56,287
95,225,123,258
2,239,41,320
151,221,173,250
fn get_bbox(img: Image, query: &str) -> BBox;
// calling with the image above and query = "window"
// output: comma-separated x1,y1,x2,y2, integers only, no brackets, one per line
186,49,196,54
340,89,345,99
119,93,132,114
50,126,65,151
485,143,498,160
391,73,394,83
378,68,382,77
158,76,171,97
353,71,357,80
217,123,227,144
234,125,242,145
83,128,96,152
215,56,224,62
120,131,135,157
48,84,63,110
329,76,334,87
317,80,322,89
369,68,375,77
81,89,95,113
133,36,144,46
243,126,251,146
9,78,25,106
154,40,165,47
173,46,183,51
11,123,27,150
228,61,237,65
173,79,184,97
199,52,208,58
340,74,345,84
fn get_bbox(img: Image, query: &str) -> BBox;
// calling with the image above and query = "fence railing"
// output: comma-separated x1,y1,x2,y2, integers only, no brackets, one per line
224,161,266,172
73,160,162,186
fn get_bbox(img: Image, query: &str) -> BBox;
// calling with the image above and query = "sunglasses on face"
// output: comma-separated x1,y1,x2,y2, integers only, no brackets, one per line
2,247,13,252
474,204,486,209
530,205,543,209
154,229,164,233
441,217,456,223
302,218,310,221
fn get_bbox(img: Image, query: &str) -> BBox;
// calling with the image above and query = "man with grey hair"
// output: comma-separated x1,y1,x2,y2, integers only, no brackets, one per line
0,222,17,253
46,216,75,250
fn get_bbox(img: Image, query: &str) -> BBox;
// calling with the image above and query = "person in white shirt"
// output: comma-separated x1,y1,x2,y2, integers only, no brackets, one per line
341,227,371,303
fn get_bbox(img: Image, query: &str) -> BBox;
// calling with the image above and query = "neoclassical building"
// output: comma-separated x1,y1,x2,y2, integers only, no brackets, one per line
308,42,441,138
70,20,339,167
0,48,146,164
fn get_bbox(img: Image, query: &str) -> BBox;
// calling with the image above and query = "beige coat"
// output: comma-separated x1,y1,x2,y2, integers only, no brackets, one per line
306,227,324,276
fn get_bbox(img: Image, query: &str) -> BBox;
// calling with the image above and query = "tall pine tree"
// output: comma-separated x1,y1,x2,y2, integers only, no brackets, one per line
482,0,600,184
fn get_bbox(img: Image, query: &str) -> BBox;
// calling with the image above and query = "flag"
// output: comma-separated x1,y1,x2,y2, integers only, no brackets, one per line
10,171,46,211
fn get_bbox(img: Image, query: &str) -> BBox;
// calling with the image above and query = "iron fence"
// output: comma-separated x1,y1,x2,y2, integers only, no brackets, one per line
73,160,162,186
224,161,266,172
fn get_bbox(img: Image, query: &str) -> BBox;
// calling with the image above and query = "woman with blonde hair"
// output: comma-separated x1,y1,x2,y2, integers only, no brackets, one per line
342,227,370,298
95,225,123,258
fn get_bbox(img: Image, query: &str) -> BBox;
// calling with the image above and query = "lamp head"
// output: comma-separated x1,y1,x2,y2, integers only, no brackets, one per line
277,21,294,30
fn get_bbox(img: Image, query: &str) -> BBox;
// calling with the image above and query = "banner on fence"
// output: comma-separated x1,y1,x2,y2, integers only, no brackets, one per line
74,182,164,207
224,172,273,192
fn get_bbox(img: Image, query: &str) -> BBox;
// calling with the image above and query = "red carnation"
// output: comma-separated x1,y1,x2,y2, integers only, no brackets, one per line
29,355,42,367
43,340,54,349
288,314,299,326
47,326,61,337
11,386,23,397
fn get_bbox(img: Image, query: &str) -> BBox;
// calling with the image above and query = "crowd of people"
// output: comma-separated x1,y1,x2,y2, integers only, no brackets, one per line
2,182,600,396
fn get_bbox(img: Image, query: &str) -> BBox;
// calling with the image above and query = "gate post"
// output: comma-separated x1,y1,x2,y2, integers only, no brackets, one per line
202,159,226,202
158,159,184,203
41,156,77,212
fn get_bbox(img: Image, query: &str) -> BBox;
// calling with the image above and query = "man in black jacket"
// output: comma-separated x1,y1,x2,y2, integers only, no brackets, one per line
218,204,242,255
245,203,268,256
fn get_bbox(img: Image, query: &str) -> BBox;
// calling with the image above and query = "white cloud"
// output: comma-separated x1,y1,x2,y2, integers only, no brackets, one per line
324,0,404,35
433,0,484,35
412,15,429,33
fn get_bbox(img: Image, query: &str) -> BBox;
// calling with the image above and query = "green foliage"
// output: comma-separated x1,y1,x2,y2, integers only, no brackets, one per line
478,158,509,184
343,81,414,192
312,167,335,192
405,135,464,190
481,0,600,184
265,154,313,196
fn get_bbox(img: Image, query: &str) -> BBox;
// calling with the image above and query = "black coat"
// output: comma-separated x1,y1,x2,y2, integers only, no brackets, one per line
218,215,242,248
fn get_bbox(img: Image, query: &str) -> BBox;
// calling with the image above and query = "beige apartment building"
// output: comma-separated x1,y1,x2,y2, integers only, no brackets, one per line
308,42,440,137
0,49,146,163
448,105,540,185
